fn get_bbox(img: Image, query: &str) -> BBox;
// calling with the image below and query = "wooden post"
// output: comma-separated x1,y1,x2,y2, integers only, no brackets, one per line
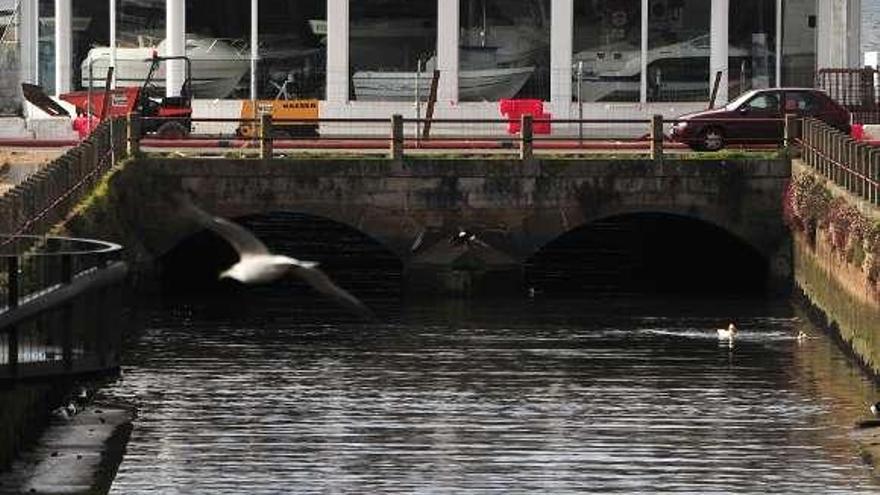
127,111,141,156
783,114,798,149
390,114,404,161
650,114,664,161
520,114,534,161
260,112,273,160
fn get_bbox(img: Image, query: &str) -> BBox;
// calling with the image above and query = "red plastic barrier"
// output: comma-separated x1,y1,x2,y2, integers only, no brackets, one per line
851,123,864,141
500,99,551,135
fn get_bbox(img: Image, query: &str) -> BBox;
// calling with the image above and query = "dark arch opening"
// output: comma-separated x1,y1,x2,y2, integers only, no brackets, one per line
159,212,403,299
525,213,770,297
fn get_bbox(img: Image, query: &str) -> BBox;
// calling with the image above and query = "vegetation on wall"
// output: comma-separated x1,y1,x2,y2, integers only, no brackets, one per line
784,173,880,289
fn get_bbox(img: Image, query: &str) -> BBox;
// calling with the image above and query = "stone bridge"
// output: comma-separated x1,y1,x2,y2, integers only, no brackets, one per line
110,155,791,293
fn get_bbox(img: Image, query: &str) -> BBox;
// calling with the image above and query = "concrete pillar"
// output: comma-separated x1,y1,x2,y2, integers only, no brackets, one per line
54,0,72,95
326,0,349,103
775,0,782,86
549,0,573,116
709,0,729,105
437,0,459,104
817,0,859,69
250,0,258,100
166,0,186,98
20,0,39,84
640,0,648,103
110,0,117,88
847,0,861,69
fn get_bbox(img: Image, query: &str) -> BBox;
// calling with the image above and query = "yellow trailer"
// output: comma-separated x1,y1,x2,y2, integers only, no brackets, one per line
237,99,319,138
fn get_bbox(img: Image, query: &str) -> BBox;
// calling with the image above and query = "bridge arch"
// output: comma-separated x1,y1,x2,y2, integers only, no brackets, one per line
157,209,405,292
524,208,779,295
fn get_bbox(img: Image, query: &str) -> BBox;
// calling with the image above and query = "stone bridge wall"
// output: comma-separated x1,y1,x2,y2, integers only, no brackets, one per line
99,155,791,292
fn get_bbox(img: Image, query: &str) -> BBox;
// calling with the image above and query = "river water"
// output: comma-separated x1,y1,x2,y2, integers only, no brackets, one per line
101,291,880,494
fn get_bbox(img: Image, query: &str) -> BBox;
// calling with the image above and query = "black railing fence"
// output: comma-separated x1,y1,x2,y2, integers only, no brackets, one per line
799,117,880,206
0,235,127,382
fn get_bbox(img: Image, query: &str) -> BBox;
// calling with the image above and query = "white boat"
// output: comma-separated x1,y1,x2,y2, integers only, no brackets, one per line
572,35,752,102
353,65,534,102
80,35,249,98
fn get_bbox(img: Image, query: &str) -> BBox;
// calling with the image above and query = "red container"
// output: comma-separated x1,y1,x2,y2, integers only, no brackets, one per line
500,99,551,135
852,123,864,141
59,86,141,118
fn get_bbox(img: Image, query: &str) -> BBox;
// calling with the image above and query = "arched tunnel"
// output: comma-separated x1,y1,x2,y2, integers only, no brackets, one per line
160,211,771,300
525,212,771,297
159,212,404,301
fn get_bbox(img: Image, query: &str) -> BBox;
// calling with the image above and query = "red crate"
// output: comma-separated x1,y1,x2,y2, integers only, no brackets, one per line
500,99,551,135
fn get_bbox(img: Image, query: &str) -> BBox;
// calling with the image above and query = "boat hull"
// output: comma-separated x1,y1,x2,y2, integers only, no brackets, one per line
353,66,534,102
81,46,249,99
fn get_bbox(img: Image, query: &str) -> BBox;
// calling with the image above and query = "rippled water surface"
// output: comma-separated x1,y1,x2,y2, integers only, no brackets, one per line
102,293,880,494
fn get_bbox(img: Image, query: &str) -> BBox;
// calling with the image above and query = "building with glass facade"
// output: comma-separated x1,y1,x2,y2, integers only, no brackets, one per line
12,0,864,123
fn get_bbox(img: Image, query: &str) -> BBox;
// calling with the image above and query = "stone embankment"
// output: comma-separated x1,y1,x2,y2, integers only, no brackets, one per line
787,160,880,466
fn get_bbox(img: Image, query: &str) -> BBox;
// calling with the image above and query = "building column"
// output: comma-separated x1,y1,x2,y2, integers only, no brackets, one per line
20,0,39,84
54,0,72,96
775,0,782,86
846,0,861,68
250,0,258,100
640,0,648,103
110,0,117,87
166,0,186,97
549,0,573,116
437,0,459,104
709,0,729,105
326,0,349,103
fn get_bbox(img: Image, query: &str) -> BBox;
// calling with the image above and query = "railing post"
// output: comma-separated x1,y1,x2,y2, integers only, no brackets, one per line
260,112,273,160
390,114,404,161
520,114,533,161
858,144,869,200
7,256,18,309
650,114,664,161
784,114,799,149
872,150,880,206
127,111,141,157
6,257,18,379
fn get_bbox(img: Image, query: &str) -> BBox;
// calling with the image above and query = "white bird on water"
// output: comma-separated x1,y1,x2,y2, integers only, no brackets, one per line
176,195,373,319
717,323,737,340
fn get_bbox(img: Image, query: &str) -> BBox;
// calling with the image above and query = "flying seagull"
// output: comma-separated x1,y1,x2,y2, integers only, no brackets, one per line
176,195,373,319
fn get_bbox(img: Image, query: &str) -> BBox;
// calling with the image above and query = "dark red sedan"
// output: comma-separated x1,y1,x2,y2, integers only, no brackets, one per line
670,88,851,151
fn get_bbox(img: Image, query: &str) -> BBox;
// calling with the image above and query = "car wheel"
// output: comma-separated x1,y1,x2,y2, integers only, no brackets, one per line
156,121,189,139
701,127,724,151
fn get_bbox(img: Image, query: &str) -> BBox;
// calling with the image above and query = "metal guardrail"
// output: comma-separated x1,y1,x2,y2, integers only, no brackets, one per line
799,117,880,206
0,235,127,382
130,113,788,161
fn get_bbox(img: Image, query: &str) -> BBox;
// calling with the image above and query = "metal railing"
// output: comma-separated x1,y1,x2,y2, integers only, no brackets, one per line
0,235,127,382
130,113,788,161
799,117,880,206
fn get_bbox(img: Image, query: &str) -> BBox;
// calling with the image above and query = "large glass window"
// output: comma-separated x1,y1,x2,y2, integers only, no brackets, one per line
729,0,776,99
457,0,550,102
573,0,641,102
255,1,325,100
647,0,710,102
349,0,437,102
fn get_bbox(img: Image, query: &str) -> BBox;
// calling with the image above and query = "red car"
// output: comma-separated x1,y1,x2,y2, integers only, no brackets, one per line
670,88,851,151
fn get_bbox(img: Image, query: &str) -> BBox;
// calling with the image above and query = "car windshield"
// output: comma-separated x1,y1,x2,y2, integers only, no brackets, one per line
724,90,759,110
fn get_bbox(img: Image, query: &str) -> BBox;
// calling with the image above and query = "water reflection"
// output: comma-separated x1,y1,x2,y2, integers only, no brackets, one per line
103,294,880,494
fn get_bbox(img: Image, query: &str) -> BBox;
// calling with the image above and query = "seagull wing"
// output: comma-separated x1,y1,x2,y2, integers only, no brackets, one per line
289,265,374,319
176,195,269,256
